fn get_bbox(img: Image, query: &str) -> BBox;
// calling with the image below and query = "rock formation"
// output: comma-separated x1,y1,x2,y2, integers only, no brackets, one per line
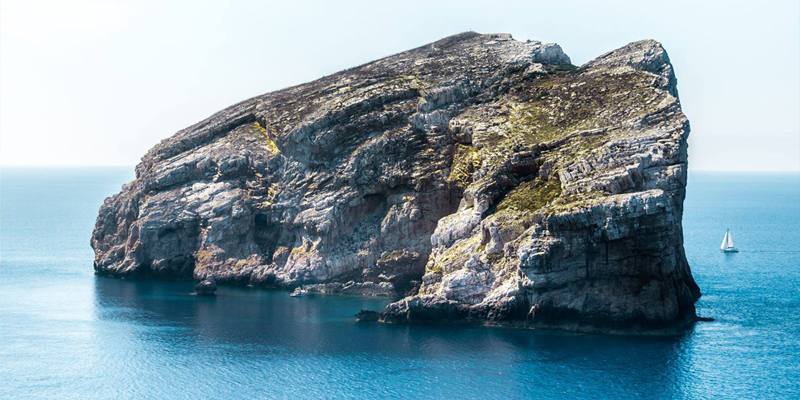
92,32,700,332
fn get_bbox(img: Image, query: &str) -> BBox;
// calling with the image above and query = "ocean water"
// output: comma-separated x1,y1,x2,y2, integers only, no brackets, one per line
0,168,798,399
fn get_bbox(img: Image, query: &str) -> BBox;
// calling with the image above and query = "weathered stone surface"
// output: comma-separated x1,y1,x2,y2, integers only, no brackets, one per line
194,277,217,296
92,32,700,332
291,281,395,297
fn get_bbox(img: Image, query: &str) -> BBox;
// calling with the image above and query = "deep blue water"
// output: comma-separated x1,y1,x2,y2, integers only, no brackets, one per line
0,168,798,399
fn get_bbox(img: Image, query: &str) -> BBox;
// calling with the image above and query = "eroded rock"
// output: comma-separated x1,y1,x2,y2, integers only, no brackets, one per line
194,277,217,296
92,32,699,332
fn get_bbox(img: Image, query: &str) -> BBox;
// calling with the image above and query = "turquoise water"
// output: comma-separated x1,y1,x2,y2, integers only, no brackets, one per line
1,168,798,399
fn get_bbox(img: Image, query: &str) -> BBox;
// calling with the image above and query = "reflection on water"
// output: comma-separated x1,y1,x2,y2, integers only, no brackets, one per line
89,276,691,399
93,277,392,353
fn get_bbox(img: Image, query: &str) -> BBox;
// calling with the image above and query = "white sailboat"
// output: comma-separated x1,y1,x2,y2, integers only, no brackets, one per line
720,229,739,253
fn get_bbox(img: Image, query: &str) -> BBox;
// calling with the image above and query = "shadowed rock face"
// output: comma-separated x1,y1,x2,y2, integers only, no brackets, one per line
92,32,700,332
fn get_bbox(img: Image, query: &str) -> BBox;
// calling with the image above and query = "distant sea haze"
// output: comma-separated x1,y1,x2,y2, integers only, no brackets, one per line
0,168,798,399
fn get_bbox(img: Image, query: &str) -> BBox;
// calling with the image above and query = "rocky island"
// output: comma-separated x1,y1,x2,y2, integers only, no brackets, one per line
92,32,700,333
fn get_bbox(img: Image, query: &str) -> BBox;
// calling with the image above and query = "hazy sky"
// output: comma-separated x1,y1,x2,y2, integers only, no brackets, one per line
1,0,798,170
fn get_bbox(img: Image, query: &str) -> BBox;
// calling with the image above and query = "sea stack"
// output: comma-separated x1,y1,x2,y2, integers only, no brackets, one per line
91,32,700,332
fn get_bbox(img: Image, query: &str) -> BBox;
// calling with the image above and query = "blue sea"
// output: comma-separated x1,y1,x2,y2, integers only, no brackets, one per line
0,168,798,399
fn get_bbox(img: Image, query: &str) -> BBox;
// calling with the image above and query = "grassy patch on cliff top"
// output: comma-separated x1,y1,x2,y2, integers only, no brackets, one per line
450,69,662,201
504,70,658,148
507,102,567,146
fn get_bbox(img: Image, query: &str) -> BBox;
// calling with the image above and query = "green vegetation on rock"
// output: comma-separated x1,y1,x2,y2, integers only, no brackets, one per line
496,176,562,213
253,122,280,154
508,102,565,145
448,144,482,187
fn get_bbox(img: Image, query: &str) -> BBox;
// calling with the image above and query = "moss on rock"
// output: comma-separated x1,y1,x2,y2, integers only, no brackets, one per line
448,144,482,187
252,122,280,154
496,175,562,214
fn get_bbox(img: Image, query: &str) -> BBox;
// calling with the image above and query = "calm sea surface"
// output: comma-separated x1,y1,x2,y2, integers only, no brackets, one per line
1,168,798,399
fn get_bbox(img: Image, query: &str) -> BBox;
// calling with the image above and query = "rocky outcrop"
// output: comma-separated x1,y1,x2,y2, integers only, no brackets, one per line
194,277,217,296
290,281,394,297
92,32,700,332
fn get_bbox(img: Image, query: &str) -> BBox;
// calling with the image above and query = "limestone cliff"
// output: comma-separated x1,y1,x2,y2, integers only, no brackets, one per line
92,32,700,332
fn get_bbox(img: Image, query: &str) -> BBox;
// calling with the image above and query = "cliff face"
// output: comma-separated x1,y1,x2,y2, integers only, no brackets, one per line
92,32,700,332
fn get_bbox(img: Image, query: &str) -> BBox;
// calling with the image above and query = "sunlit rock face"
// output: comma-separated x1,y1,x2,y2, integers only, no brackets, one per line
92,32,699,332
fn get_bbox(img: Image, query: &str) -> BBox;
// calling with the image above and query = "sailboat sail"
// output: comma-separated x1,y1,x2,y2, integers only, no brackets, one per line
720,229,737,251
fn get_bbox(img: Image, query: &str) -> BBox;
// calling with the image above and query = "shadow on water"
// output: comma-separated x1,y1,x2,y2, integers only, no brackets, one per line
91,276,696,397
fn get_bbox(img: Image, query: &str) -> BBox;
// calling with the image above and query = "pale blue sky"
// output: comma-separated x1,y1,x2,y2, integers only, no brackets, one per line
1,0,798,170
